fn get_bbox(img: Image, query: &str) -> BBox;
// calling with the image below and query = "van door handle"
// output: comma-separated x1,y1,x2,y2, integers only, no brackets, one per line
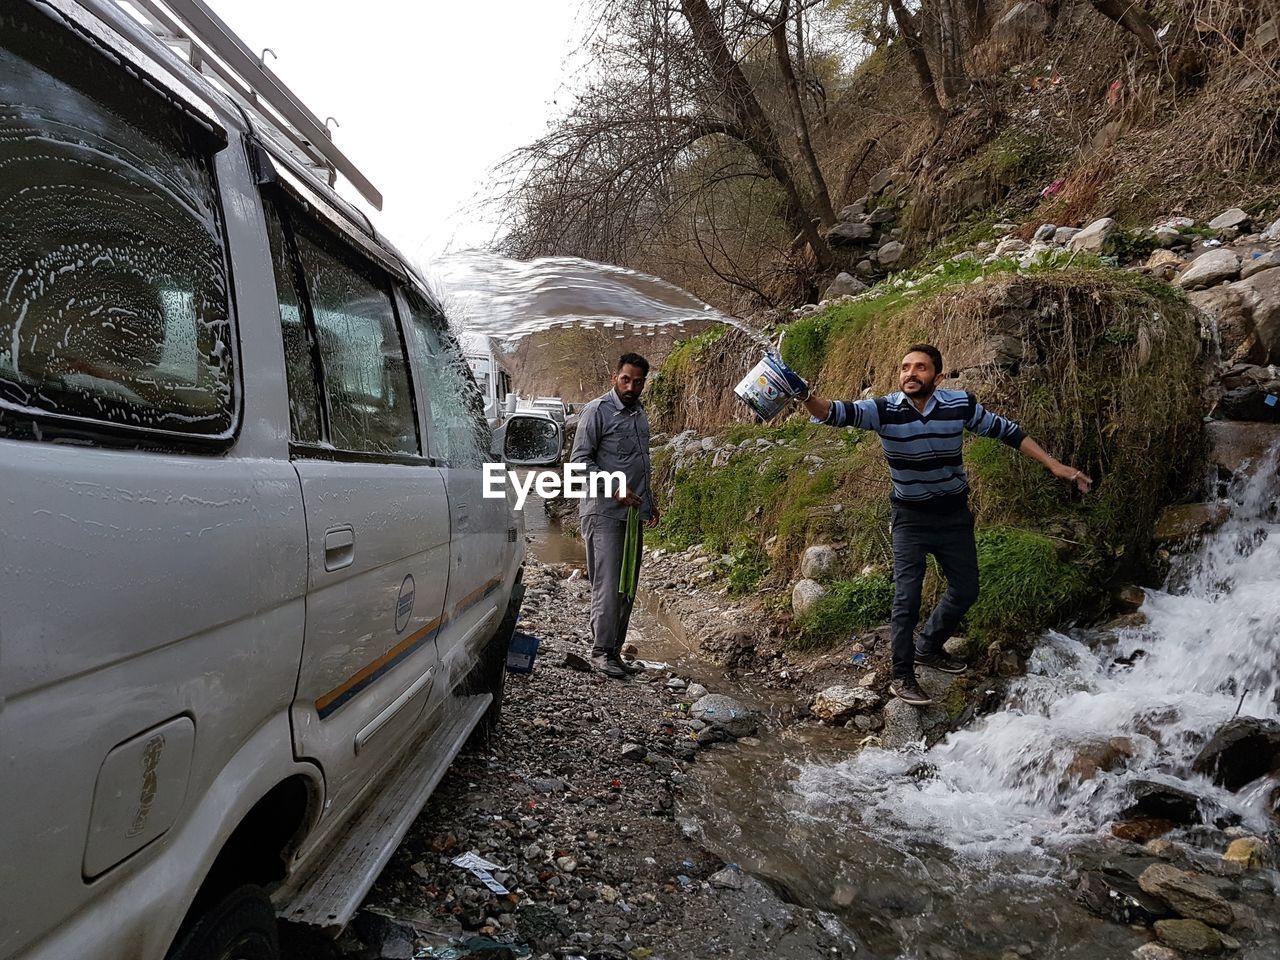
323,525,355,571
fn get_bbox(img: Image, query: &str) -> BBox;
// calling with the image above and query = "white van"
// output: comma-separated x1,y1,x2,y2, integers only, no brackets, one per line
459,333,514,428
0,2,559,958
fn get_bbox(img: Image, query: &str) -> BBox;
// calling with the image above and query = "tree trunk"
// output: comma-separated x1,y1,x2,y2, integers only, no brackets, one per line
888,0,946,129
964,0,990,39
934,0,965,102
679,0,831,263
771,0,837,226
1086,0,1161,55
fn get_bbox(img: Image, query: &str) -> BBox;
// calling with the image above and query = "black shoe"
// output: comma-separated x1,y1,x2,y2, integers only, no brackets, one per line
592,654,628,679
613,654,644,674
914,650,968,674
889,677,933,706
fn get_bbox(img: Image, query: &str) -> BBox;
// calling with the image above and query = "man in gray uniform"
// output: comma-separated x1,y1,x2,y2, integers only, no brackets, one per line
571,353,660,678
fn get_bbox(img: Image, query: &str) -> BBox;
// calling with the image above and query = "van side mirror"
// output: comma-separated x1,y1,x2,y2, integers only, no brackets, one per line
502,414,562,466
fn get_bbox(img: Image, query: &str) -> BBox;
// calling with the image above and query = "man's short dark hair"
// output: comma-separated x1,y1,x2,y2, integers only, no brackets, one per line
618,352,650,375
905,343,943,376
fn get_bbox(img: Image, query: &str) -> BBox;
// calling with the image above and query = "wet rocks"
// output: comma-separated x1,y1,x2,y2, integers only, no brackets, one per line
880,697,948,749
1133,943,1181,960
791,578,825,616
689,693,757,739
1192,717,1280,791
1205,420,1280,477
1178,249,1242,290
1122,779,1207,825
1152,503,1231,543
1067,737,1137,780
1223,836,1268,870
1076,870,1170,926
1138,863,1235,928
809,685,882,725
1154,918,1227,955
1066,218,1118,254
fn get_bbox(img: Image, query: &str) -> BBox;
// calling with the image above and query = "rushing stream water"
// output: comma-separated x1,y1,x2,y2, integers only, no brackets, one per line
523,454,1280,958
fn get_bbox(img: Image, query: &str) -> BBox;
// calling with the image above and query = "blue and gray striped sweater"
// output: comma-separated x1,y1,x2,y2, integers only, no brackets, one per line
823,388,1026,510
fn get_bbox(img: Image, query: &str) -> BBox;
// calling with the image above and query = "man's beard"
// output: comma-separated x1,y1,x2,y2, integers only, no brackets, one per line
616,387,639,407
902,377,936,397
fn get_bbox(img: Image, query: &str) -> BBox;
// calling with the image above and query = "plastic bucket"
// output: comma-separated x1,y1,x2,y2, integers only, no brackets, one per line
734,352,793,421
506,631,541,673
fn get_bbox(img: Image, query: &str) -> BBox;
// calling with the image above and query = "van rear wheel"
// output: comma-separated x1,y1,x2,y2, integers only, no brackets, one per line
166,884,279,960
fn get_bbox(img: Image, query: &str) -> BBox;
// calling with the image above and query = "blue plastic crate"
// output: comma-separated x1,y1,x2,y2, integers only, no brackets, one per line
506,631,541,674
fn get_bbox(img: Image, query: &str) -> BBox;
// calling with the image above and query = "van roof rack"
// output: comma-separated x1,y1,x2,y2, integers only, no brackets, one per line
109,0,383,210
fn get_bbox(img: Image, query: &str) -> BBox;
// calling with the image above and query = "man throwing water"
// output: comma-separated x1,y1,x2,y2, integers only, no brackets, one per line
777,344,1091,706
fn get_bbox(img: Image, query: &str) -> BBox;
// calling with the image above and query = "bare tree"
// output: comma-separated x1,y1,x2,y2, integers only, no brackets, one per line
497,0,843,298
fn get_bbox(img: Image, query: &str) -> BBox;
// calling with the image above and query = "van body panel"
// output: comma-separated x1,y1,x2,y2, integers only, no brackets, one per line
288,461,451,826
0,443,307,959
10,715,319,960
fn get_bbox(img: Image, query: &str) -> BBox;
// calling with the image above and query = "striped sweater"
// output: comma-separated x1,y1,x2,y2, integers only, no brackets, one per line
823,388,1026,510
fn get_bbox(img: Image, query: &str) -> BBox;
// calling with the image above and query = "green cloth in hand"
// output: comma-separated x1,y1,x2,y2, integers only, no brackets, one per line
619,506,642,599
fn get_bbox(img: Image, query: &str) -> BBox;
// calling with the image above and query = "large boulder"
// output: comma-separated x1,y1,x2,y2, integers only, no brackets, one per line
1205,420,1280,477
1154,919,1227,955
792,578,826,617
1177,249,1242,290
1066,218,1118,254
1235,264,1280,363
1208,207,1249,232
690,693,758,739
837,200,867,221
1152,503,1230,543
823,272,868,299
880,696,948,749
1122,779,1209,825
876,240,905,265
800,544,838,579
1189,285,1261,364
810,685,882,725
1191,717,1280,791
1066,737,1137,780
827,221,874,245
1138,864,1234,928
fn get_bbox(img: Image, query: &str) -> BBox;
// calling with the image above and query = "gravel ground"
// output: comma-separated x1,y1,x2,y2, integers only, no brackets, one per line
335,557,852,960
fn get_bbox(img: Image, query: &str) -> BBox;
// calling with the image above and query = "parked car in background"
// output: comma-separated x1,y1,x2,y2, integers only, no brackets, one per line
0,2,560,959
459,332,515,428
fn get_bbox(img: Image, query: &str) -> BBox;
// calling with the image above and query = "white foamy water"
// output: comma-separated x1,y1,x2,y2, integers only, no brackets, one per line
428,249,766,344
794,455,1280,855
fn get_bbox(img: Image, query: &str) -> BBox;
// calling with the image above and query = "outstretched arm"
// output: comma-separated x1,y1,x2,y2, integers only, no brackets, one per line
965,395,1092,493
1017,436,1093,494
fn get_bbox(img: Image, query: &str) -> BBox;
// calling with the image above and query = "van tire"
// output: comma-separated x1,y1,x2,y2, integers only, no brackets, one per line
166,884,279,960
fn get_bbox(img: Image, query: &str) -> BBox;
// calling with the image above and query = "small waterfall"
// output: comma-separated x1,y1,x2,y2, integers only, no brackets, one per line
794,450,1280,855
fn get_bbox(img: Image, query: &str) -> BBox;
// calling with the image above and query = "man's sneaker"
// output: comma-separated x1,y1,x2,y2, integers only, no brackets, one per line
592,654,628,679
889,677,933,706
914,650,968,674
613,654,644,674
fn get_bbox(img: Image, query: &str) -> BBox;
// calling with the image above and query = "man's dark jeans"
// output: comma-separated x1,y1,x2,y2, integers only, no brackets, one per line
890,501,980,680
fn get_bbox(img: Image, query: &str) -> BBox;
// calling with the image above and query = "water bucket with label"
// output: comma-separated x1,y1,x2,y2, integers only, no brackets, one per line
734,352,795,421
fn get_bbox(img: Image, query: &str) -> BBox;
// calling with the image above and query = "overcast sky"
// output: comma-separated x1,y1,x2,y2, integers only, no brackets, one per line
208,0,584,263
